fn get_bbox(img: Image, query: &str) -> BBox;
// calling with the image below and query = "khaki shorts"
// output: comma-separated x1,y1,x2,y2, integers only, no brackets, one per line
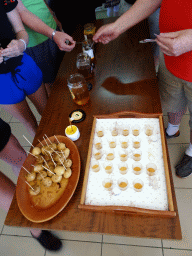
158,52,192,128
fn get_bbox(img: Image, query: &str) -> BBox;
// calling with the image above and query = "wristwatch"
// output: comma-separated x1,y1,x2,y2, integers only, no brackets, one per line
52,30,57,41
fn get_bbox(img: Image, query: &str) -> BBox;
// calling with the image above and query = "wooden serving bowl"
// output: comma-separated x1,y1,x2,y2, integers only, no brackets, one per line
16,135,81,223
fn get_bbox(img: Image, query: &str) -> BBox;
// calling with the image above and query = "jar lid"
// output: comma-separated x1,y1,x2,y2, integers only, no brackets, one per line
69,109,86,123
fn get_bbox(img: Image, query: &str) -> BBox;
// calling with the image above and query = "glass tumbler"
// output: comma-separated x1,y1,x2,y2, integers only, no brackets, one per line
67,73,89,105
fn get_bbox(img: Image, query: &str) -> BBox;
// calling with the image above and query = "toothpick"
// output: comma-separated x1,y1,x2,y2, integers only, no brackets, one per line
44,134,52,145
23,135,34,148
47,151,57,167
25,181,35,190
31,164,45,179
43,136,49,147
69,118,73,132
22,166,31,174
27,151,38,158
41,155,49,169
54,135,60,144
38,139,44,147
42,165,54,175
58,158,66,170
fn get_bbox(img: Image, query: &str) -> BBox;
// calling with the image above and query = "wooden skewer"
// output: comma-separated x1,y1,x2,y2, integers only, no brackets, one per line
22,166,31,174
25,181,35,190
23,135,34,148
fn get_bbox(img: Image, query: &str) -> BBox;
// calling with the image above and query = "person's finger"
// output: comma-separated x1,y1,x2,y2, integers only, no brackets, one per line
158,31,179,39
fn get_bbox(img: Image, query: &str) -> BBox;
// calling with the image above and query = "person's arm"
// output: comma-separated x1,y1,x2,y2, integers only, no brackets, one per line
0,8,29,58
43,0,62,31
93,0,162,44
16,0,75,51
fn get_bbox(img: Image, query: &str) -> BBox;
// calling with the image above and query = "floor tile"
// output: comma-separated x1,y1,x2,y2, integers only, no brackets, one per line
168,144,192,189
52,230,102,243
2,225,32,237
103,234,161,247
163,115,190,144
0,235,45,256
10,103,41,123
9,122,34,147
46,240,101,256
102,243,163,256
164,248,192,256
0,108,13,123
0,160,18,184
163,189,192,250
0,208,7,234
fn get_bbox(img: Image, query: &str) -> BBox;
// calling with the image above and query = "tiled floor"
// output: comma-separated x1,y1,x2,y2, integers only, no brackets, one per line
1,97,192,255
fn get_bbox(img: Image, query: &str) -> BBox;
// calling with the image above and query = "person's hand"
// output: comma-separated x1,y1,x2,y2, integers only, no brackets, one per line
53,31,76,52
156,29,192,57
0,39,25,58
93,23,121,44
0,56,3,64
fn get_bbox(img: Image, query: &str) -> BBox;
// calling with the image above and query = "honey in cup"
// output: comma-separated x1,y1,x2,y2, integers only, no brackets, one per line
118,178,128,191
108,138,116,148
106,150,115,160
132,162,142,175
132,137,141,149
146,163,157,176
132,124,140,136
118,162,128,174
94,138,102,150
104,162,113,174
94,150,102,160
145,124,154,136
111,123,119,136
65,125,80,141
133,150,142,161
119,150,128,162
91,160,100,172
96,125,104,137
120,138,128,149
133,179,144,192
102,178,113,191
122,125,130,136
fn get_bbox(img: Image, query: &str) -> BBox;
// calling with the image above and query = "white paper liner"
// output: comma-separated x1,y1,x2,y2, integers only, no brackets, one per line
85,118,169,211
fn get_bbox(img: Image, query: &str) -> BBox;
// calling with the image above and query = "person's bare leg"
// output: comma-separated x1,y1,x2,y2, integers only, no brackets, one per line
44,82,53,97
0,134,27,177
0,136,42,237
0,171,16,212
28,83,48,116
1,100,38,137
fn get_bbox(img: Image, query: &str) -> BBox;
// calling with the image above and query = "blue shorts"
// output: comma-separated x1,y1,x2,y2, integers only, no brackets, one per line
0,53,43,104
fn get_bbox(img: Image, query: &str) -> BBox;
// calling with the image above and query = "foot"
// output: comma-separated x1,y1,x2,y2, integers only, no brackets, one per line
165,129,180,139
31,230,62,251
175,154,192,178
